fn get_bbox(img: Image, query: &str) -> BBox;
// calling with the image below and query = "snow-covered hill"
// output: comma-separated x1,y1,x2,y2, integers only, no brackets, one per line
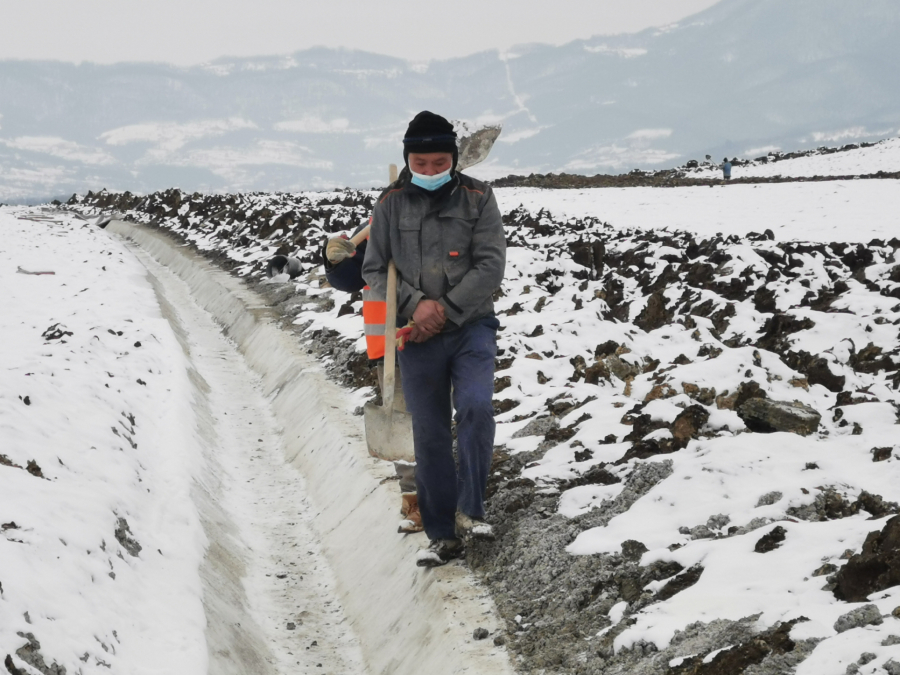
2,0,900,199
48,171,900,674
683,137,900,180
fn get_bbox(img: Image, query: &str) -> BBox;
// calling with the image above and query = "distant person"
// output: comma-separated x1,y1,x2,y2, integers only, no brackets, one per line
722,158,732,180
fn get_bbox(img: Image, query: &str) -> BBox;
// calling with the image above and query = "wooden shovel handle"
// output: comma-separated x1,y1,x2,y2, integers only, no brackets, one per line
349,225,370,247
382,260,399,411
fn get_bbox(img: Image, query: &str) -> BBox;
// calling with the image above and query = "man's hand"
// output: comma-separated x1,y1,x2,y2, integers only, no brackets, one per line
325,236,356,263
411,299,445,341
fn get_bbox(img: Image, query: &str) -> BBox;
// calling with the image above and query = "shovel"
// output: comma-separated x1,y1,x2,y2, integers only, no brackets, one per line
346,123,503,246
363,260,416,462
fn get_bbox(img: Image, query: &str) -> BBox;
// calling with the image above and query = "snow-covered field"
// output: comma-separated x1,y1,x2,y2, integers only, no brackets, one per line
0,208,367,674
682,137,900,180
495,178,900,244
0,210,209,672
6,137,900,674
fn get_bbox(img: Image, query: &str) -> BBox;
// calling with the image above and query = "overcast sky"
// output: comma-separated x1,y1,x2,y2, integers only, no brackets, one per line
2,0,722,65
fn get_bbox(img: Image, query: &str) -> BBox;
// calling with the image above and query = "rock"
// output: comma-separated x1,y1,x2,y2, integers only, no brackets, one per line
583,359,611,385
756,313,816,353
473,627,490,640
493,634,506,646
635,291,672,331
14,632,66,675
789,377,809,390
621,540,648,562
754,525,787,553
756,491,783,507
737,398,821,435
812,563,838,577
706,514,730,530
833,604,883,633
716,380,766,411
690,525,714,540
857,653,876,666
672,405,710,448
644,383,676,402
115,517,142,557
656,565,703,601
833,515,900,601
606,355,640,382
512,416,558,439
784,351,846,392
884,658,900,675
682,383,716,405
873,447,893,462
623,414,669,443
4,655,23,675
594,340,620,359
493,399,519,415
573,448,593,462
494,376,511,393
664,617,808,675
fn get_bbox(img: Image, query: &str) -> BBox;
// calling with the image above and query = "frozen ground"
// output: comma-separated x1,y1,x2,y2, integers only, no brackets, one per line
0,208,365,674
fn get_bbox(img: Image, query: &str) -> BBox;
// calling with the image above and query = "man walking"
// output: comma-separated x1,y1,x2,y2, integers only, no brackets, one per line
722,157,732,180
362,111,506,567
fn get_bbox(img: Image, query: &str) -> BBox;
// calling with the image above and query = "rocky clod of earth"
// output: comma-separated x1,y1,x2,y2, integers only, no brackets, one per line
754,525,788,553
114,517,142,557
833,604,884,633
737,398,821,435
10,632,66,675
787,488,899,522
833,515,900,601
65,187,900,675
473,627,490,640
667,617,813,675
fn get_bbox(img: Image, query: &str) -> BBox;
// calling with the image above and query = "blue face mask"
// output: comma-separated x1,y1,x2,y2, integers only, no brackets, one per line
410,166,453,191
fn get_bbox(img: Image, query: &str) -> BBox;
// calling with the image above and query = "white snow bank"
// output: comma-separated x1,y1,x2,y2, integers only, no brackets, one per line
495,179,900,243
0,209,208,673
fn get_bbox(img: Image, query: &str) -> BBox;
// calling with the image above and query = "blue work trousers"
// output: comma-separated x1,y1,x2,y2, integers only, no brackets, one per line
398,316,499,540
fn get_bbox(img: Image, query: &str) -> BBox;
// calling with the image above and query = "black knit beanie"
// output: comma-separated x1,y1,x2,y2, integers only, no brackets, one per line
403,111,458,168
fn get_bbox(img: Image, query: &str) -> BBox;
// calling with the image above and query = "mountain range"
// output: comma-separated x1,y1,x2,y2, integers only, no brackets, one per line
1,0,898,200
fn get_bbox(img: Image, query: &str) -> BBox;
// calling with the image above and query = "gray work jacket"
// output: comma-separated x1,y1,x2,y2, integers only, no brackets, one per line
362,173,506,328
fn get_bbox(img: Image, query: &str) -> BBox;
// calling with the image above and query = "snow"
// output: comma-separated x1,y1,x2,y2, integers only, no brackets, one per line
0,207,367,673
495,178,900,243
0,209,208,672
684,137,900,180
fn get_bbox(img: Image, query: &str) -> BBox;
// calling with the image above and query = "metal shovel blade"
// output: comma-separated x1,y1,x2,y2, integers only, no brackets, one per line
457,124,502,171
363,402,415,463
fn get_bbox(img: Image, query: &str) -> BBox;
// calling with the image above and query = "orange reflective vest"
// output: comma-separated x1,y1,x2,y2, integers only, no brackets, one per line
363,284,386,360
359,220,388,360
